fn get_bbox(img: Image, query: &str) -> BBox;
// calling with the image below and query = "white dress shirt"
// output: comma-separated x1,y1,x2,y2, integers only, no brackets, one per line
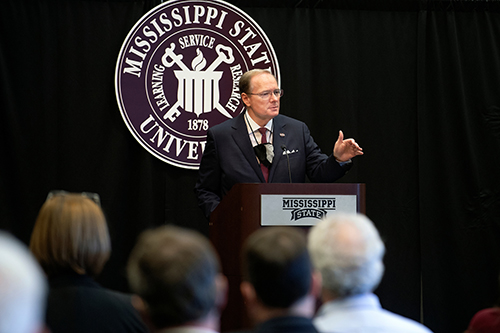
314,293,433,333
157,326,218,333
244,112,273,146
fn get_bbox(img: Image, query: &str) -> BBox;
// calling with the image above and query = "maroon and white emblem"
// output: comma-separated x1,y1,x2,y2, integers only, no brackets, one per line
115,0,280,169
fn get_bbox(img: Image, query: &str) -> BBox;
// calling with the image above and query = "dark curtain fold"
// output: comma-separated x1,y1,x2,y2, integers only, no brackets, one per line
418,9,500,332
2,1,500,332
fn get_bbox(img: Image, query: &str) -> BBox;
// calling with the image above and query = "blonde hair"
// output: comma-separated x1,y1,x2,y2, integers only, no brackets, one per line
30,193,111,276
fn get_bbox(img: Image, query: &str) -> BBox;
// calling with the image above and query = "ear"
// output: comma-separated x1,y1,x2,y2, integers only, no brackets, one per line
130,295,155,331
131,294,146,313
241,93,251,107
310,269,323,299
240,280,261,323
240,280,257,305
36,324,52,333
215,273,228,311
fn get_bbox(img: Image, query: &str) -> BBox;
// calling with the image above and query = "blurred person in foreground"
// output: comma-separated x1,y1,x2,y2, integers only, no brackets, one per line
308,213,432,333
127,225,228,333
239,226,320,332
465,273,500,333
30,191,147,333
0,231,47,333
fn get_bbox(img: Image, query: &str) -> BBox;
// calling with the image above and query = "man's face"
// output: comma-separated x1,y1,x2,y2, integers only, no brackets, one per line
242,73,280,126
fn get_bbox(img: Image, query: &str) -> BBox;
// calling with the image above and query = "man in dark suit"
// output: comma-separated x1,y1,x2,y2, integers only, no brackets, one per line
195,69,363,219
240,226,321,333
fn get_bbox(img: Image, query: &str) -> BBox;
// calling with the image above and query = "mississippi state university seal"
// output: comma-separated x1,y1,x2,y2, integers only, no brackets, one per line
115,0,280,169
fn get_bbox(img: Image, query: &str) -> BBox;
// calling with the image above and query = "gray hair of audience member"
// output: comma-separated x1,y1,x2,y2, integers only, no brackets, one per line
0,232,47,333
239,69,275,95
127,225,221,329
241,226,312,308
308,213,385,298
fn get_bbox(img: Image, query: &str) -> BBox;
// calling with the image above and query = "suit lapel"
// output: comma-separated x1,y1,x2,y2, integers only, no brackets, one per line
269,115,286,182
231,112,266,182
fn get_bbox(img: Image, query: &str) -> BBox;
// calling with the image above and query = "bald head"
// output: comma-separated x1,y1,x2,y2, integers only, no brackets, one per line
0,232,47,333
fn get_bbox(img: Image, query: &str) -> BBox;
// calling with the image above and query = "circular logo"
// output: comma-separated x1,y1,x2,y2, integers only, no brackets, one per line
115,0,280,169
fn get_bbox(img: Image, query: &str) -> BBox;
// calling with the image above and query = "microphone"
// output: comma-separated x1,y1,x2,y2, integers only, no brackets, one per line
281,145,292,183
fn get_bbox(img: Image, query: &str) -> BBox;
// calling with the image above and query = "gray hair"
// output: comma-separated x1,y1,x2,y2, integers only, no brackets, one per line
308,213,385,298
0,232,47,333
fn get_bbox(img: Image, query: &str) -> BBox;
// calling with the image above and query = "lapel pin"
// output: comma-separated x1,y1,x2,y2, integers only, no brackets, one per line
280,133,285,137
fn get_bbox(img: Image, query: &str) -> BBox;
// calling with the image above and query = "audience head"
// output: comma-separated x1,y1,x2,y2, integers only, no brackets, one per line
30,191,110,277
0,231,47,333
127,225,227,331
241,226,313,309
308,213,385,299
496,273,500,306
465,272,500,333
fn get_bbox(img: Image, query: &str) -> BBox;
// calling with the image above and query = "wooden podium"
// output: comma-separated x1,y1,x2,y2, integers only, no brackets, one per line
209,183,365,332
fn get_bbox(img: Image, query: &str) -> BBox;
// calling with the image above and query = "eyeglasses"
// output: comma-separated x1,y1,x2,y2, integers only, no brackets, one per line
246,89,284,99
46,190,101,207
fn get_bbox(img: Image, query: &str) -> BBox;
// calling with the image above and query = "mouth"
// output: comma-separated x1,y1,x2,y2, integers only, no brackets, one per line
270,104,279,112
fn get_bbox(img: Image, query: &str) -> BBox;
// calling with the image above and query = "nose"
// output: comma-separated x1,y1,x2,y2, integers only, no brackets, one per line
270,91,279,102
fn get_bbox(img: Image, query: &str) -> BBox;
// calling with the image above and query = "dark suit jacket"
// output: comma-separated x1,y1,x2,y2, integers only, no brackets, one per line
239,316,318,333
256,316,318,333
46,271,148,333
195,112,350,219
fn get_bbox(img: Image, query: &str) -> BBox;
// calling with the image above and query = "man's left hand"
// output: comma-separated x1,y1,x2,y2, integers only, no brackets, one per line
333,130,364,162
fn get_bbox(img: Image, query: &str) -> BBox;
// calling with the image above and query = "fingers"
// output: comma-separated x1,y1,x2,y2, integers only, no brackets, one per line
344,138,362,149
344,139,364,155
336,130,344,144
336,131,364,157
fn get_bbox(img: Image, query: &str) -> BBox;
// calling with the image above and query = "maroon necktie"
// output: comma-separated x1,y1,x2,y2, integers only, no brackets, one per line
258,127,269,182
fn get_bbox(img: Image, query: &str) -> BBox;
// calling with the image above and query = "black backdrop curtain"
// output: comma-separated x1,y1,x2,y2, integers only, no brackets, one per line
2,1,500,332
418,7,500,332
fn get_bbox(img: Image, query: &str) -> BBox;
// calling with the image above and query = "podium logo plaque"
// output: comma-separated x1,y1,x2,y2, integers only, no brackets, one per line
261,194,357,226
